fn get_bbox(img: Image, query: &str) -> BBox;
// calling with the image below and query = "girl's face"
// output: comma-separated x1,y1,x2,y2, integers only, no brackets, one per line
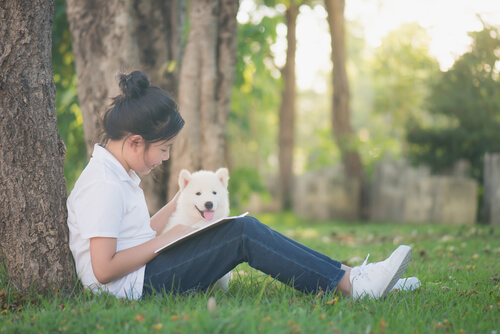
132,137,176,174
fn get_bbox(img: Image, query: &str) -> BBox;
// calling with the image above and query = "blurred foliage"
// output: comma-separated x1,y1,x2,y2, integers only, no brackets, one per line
228,6,283,208
406,24,500,182
355,23,439,179
53,0,87,193
52,0,500,206
295,85,341,173
228,167,271,211
371,23,439,130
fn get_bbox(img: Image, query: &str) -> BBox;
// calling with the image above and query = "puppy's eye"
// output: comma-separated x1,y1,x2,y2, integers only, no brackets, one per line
213,191,217,195
196,192,201,196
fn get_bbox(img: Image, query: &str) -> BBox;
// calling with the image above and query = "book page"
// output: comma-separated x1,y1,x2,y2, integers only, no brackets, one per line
154,212,249,253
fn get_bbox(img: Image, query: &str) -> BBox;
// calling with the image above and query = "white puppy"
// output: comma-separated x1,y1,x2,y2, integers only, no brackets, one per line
162,168,232,290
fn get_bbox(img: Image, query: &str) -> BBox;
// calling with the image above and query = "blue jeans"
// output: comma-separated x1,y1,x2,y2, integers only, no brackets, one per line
143,216,345,296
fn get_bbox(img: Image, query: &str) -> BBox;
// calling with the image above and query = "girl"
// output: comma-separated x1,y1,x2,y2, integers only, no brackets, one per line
67,70,417,300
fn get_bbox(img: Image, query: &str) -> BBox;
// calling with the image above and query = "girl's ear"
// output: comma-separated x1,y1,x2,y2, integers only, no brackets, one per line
127,135,144,151
178,169,192,190
215,168,229,188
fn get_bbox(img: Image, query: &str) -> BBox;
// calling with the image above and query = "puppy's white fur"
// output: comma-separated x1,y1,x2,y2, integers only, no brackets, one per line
162,168,232,290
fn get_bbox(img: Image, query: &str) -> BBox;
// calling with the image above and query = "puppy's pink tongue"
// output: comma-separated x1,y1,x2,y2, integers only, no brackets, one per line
203,211,214,221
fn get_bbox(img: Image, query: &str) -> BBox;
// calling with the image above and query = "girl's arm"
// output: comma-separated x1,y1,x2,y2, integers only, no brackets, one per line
90,223,194,284
150,191,181,235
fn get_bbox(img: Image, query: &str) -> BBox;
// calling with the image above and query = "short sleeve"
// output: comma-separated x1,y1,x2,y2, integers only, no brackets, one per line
73,181,125,239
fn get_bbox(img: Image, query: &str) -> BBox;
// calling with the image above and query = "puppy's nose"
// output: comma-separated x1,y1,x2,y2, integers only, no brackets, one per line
205,202,213,210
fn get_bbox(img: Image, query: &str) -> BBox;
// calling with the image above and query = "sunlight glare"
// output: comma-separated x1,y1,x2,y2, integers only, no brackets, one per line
237,0,500,90
296,5,331,92
345,0,500,71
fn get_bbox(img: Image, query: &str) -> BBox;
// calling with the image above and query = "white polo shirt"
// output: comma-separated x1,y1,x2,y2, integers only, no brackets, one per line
67,144,156,299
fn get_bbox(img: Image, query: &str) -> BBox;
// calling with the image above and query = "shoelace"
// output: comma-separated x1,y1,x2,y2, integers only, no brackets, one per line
361,253,370,266
351,254,373,280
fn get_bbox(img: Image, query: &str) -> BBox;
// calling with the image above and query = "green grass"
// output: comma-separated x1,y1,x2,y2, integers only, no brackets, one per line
1,213,499,333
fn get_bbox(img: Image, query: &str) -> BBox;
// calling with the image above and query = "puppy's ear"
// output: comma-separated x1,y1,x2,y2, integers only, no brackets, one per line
178,169,192,190
215,168,229,188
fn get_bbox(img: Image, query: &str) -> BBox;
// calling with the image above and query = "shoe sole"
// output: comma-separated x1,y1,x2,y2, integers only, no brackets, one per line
381,245,412,299
392,277,421,292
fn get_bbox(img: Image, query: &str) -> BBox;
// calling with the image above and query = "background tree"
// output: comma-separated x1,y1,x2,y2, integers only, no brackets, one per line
131,0,186,210
66,0,185,213
278,0,299,210
168,0,239,196
406,24,500,182
228,9,281,209
324,0,365,218
0,0,75,291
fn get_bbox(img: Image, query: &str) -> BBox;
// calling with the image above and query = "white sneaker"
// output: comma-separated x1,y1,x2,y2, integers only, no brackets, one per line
391,277,421,292
350,245,412,300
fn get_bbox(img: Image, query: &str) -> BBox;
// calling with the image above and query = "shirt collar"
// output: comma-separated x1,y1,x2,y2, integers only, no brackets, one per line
91,144,141,186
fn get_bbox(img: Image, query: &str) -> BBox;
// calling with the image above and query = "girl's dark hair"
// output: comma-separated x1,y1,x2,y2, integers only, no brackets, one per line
100,71,184,145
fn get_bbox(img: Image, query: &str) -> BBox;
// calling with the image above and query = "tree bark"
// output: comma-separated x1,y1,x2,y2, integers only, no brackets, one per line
66,0,185,213
278,2,298,210
66,0,139,152
0,0,75,291
325,0,366,218
130,0,186,211
169,0,239,196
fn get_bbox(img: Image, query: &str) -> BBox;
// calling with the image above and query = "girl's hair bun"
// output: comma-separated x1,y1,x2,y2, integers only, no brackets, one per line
118,71,150,98
101,70,184,145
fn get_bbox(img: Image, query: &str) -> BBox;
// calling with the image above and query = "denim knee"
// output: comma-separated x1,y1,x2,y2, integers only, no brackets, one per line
231,216,267,236
234,215,261,227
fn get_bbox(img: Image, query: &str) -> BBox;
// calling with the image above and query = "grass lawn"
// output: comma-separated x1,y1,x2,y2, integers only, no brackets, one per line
1,212,499,333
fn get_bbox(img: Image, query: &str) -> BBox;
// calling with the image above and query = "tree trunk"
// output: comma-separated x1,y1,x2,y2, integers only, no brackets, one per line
169,0,239,196
0,0,75,291
66,0,185,213
66,0,139,152
130,0,186,211
325,0,367,218
278,2,298,211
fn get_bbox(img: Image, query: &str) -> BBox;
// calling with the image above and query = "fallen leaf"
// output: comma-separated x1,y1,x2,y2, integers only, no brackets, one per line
465,290,479,297
379,317,387,330
134,314,145,322
325,297,339,306
419,250,427,259
152,323,163,331
440,235,454,242
315,287,324,299
207,296,216,312
287,320,301,334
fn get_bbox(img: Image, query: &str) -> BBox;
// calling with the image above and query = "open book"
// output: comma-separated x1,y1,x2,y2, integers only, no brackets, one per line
154,212,249,253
